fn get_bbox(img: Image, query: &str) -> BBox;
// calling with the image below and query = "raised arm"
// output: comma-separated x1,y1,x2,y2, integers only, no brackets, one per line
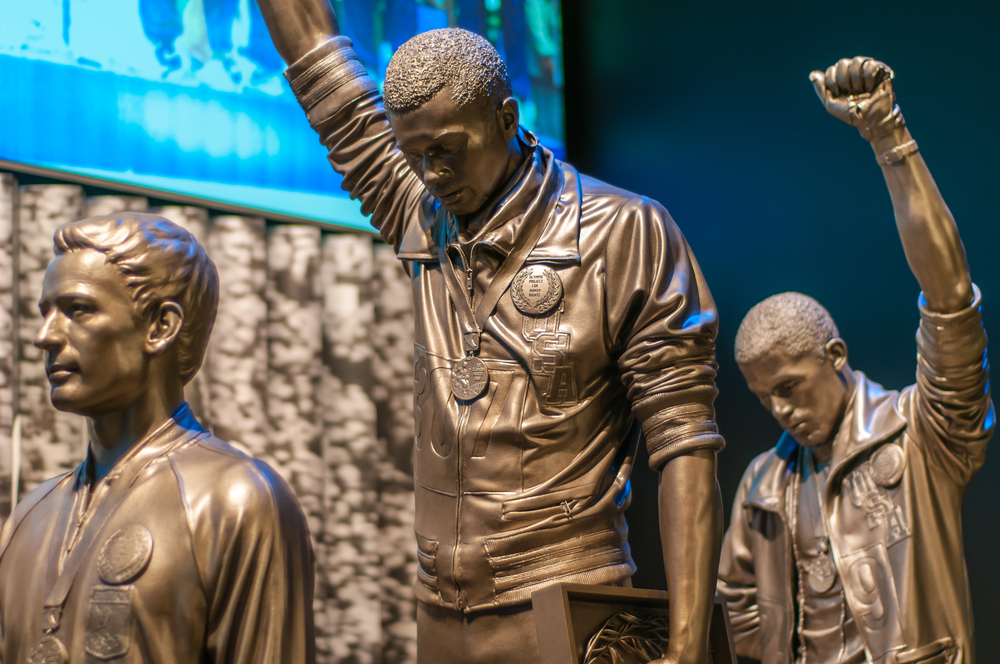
810,56,973,313
255,0,340,65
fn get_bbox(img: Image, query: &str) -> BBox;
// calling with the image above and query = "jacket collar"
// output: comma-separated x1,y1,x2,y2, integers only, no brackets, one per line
744,371,906,514
78,403,206,488
396,129,581,264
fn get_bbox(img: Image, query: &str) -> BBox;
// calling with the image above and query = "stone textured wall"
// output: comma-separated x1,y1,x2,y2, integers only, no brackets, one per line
204,216,270,456
1,190,419,663
372,245,418,664
320,234,382,663
85,195,148,217
0,175,15,524
16,185,87,496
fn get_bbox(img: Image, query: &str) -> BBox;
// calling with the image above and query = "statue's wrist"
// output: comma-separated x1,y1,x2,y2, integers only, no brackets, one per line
869,125,911,154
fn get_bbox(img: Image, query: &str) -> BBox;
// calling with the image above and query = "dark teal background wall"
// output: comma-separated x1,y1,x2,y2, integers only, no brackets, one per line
562,0,999,656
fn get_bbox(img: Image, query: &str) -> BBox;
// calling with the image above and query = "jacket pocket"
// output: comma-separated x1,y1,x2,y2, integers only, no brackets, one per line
500,483,596,521
895,637,956,664
415,534,441,597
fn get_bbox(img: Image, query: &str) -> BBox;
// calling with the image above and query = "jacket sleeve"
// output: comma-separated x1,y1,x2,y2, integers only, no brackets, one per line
285,37,433,253
188,456,316,664
604,197,724,470
905,284,993,485
717,458,764,660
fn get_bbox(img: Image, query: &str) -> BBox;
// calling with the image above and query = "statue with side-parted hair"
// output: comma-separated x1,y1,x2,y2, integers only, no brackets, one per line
0,211,317,664
53,213,218,383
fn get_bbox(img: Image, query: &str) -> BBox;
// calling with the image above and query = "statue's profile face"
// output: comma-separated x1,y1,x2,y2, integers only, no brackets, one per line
35,249,150,417
390,86,514,217
739,343,851,448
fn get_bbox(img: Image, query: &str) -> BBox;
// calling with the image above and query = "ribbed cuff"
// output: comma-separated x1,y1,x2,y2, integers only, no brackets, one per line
917,284,985,370
642,402,725,470
284,36,377,118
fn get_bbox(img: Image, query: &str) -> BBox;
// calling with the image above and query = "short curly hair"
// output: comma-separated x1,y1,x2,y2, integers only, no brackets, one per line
53,212,219,384
734,292,840,365
383,28,511,118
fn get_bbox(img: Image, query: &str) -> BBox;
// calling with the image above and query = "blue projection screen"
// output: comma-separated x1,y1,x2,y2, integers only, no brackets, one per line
0,0,564,231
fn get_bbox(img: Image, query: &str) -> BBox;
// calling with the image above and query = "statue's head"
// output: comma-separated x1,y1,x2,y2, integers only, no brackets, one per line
384,28,520,217
35,213,219,417
735,292,852,448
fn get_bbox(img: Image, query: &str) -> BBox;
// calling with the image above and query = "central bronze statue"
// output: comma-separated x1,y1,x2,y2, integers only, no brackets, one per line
255,3,726,663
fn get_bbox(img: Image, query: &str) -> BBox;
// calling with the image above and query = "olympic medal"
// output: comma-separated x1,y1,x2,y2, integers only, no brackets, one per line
451,356,489,400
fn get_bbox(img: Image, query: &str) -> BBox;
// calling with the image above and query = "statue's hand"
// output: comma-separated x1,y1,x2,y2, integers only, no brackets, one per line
809,56,903,142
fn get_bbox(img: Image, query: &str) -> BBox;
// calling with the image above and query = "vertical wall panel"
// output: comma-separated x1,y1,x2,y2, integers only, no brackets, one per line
153,206,212,427
0,175,16,524
320,234,381,663
84,195,148,217
372,245,418,664
265,224,328,654
204,216,269,456
17,185,87,496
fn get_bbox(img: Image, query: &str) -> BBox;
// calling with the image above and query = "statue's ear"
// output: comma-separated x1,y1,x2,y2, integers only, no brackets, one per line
497,97,520,141
145,301,184,356
825,338,849,372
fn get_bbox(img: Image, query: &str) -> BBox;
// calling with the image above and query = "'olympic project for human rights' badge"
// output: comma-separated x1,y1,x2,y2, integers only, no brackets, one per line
98,524,154,585
511,265,563,316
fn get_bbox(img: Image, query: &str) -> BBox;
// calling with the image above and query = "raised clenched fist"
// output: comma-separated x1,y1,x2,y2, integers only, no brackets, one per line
809,56,904,142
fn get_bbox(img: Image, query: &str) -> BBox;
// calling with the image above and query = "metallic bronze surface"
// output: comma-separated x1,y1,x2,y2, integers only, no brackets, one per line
719,58,990,664
511,265,563,315
0,213,316,663
27,635,67,664
450,356,490,401
97,525,153,585
254,3,726,663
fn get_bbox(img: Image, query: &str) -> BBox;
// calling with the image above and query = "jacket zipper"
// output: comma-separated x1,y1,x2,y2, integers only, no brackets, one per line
449,240,476,610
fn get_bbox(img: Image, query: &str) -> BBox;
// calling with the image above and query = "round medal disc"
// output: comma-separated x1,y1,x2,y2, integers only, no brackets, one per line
451,356,489,400
870,443,906,487
98,524,154,585
28,635,68,664
805,555,838,593
511,265,563,316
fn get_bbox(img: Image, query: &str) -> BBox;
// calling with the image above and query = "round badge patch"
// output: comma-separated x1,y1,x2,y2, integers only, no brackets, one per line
511,265,563,315
870,443,906,487
98,524,153,585
450,356,489,400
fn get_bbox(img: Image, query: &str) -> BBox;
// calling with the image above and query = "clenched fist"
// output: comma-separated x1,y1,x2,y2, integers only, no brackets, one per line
810,56,904,142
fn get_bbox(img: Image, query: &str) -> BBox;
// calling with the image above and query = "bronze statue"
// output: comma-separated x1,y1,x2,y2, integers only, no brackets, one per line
254,3,726,663
718,57,991,664
0,213,316,663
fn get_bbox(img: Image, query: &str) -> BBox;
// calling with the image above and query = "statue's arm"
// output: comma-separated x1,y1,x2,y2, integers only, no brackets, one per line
654,450,723,664
255,0,426,251
255,0,341,65
812,57,991,482
607,199,725,664
809,56,973,313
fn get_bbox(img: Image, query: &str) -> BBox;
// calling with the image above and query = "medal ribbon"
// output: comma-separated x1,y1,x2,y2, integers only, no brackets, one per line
438,153,564,357
36,411,201,638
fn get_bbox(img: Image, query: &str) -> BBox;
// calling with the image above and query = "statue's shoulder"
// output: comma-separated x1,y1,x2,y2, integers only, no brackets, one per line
564,163,670,226
167,435,304,523
0,469,75,560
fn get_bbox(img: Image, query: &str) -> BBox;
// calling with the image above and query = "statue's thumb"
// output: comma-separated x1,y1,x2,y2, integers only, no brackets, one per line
809,71,827,102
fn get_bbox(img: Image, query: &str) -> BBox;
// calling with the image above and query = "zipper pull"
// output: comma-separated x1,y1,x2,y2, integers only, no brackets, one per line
466,267,473,294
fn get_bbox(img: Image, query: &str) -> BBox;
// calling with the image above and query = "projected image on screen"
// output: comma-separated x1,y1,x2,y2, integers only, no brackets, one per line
0,0,564,231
